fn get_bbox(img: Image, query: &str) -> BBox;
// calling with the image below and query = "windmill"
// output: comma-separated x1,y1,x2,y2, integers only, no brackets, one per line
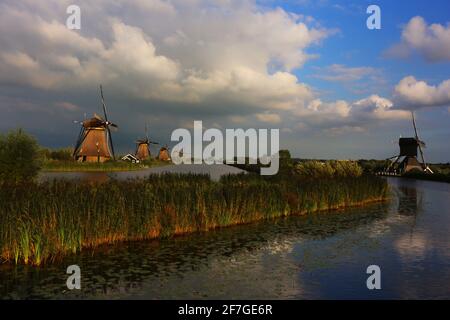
385,111,433,174
73,85,118,163
135,124,159,161
157,144,172,161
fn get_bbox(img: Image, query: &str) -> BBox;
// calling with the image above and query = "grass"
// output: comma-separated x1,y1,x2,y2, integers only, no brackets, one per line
38,145,170,172
42,159,170,172
0,172,389,265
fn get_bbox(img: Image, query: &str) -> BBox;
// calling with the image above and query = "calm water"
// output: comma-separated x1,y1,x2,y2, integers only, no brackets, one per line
1,178,449,299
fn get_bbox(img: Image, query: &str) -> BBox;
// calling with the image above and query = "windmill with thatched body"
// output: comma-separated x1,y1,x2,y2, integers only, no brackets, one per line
73,85,118,163
158,144,171,161
385,111,433,174
135,124,159,161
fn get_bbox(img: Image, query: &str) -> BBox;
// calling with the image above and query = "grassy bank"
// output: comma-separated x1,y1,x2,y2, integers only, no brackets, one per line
402,171,450,183
42,159,169,172
0,173,388,265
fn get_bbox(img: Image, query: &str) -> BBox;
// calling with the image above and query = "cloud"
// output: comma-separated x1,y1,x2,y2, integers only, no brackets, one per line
256,113,281,124
313,64,377,82
352,95,411,120
1,0,447,157
54,101,80,112
324,125,365,136
385,16,450,62
289,94,410,135
393,76,450,108
0,0,331,114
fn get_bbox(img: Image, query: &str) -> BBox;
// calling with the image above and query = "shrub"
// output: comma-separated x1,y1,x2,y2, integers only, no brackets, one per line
0,129,41,183
295,160,363,179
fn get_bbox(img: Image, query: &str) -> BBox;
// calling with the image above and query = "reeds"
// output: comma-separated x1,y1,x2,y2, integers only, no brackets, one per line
0,173,388,265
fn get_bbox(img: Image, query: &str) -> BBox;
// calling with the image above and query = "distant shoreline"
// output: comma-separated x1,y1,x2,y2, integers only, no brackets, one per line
41,160,170,172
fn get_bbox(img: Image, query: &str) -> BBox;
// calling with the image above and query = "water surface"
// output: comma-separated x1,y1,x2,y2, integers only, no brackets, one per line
39,164,247,182
1,178,449,299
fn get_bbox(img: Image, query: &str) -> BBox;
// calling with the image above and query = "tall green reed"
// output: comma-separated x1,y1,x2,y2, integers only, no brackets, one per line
0,173,388,265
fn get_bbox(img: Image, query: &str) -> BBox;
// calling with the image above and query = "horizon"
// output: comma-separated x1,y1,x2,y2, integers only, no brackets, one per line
1,0,449,162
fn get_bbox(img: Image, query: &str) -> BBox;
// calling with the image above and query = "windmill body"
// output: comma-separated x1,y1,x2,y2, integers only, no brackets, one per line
136,141,151,160
385,112,433,174
158,146,171,161
135,125,159,161
73,86,118,163
396,138,426,173
74,123,112,163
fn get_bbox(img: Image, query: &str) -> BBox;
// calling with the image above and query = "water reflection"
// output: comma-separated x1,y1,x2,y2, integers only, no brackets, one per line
38,164,247,183
1,178,450,299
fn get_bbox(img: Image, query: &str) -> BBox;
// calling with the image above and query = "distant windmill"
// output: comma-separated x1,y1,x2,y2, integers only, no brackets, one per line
157,144,172,161
73,85,118,163
135,124,159,161
385,111,433,174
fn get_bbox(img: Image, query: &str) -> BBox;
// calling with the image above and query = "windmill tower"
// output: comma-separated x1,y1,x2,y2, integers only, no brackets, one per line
158,145,171,161
135,124,159,161
73,85,118,163
386,111,433,174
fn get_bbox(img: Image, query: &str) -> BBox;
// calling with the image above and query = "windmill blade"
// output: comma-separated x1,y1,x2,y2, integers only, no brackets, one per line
417,140,426,148
411,111,422,141
145,123,149,140
73,126,85,156
100,84,109,122
411,111,429,169
106,126,115,160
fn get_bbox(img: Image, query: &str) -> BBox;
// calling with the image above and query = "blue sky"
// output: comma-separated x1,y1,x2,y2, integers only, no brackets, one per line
275,0,450,100
269,0,450,161
0,0,449,161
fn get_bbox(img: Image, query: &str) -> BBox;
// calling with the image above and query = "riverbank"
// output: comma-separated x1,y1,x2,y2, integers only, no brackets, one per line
402,171,450,183
42,159,170,172
0,173,389,265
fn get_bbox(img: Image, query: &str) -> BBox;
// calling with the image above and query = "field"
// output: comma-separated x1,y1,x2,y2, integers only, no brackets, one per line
39,147,168,172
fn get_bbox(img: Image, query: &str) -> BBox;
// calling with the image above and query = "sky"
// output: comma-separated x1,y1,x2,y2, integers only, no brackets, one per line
0,0,449,161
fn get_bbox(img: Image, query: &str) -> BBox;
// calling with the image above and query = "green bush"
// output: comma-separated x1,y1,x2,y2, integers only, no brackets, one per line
295,160,363,179
0,129,41,183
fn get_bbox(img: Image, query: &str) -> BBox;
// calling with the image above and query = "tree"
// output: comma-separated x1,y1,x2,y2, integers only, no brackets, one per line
0,129,41,183
278,149,293,176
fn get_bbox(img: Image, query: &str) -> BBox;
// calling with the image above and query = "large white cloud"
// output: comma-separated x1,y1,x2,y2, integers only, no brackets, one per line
386,16,450,62
289,94,410,135
393,76,450,108
0,0,329,111
1,1,448,146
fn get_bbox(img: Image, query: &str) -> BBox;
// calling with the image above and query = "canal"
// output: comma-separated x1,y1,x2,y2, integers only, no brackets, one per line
1,178,449,299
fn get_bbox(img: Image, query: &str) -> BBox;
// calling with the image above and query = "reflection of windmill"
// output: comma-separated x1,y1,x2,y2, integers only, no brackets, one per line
73,85,118,163
135,124,159,161
385,111,433,174
157,144,171,161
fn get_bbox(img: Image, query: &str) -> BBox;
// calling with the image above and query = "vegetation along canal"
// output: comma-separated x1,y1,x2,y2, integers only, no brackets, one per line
1,177,449,299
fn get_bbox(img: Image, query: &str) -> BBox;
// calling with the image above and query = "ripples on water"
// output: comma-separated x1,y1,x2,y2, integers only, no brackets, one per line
1,178,449,299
